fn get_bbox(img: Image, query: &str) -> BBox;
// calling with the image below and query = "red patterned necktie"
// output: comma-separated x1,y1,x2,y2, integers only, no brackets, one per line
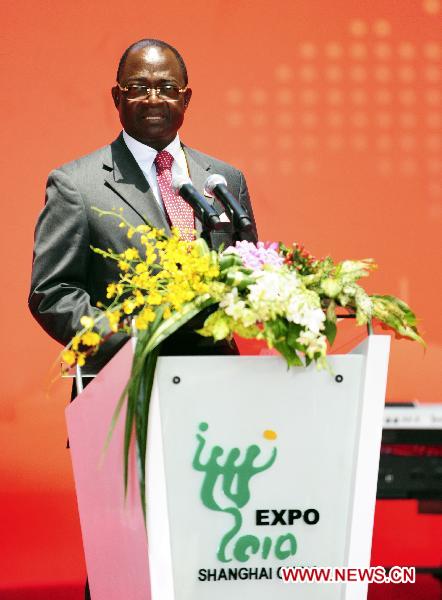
154,150,195,241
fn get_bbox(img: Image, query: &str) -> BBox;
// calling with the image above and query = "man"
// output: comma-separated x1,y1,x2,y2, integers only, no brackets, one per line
29,39,257,370
30,39,257,600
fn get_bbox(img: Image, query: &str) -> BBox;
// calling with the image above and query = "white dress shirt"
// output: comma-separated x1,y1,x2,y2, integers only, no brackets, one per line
122,130,189,212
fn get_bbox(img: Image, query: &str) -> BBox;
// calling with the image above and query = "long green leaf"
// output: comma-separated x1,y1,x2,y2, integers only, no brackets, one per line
145,296,217,353
324,319,337,346
120,296,216,518
134,346,159,523
123,330,149,494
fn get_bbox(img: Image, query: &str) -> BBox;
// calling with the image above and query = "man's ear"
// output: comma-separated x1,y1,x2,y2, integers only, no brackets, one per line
111,86,120,109
183,87,192,110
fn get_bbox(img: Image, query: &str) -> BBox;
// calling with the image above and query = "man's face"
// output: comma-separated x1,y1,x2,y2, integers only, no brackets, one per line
112,45,192,150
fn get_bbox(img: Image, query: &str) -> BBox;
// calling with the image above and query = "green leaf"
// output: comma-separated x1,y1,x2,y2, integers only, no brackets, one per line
371,294,425,346
133,346,159,522
265,318,287,344
262,320,303,366
192,237,210,257
145,296,217,353
372,295,417,326
123,329,149,500
219,254,243,271
286,322,303,351
273,338,303,367
324,319,337,346
232,322,261,339
320,278,342,298
197,310,233,341
326,299,337,323
225,270,256,290
102,297,217,521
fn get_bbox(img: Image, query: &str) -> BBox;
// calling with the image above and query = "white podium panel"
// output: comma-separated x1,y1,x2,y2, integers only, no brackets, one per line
147,336,390,600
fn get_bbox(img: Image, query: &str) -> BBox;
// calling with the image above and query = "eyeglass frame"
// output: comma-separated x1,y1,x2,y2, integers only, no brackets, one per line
116,82,189,100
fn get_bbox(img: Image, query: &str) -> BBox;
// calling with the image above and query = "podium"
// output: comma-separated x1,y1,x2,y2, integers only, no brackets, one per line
66,334,390,600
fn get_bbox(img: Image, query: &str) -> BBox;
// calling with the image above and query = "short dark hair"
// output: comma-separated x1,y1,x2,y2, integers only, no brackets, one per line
116,39,188,85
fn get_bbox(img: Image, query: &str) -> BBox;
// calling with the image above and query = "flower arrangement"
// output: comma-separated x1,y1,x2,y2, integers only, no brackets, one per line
62,209,424,516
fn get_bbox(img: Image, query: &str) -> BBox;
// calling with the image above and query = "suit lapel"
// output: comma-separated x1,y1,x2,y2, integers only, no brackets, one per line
102,134,171,233
183,146,211,196
102,137,226,239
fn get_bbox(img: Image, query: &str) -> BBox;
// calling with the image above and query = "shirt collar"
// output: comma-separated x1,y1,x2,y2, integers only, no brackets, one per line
122,130,182,171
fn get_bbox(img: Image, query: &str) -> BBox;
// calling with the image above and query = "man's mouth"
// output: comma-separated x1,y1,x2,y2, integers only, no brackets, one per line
142,115,165,121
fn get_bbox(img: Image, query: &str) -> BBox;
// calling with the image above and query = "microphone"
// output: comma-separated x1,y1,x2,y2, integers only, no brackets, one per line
172,173,223,231
204,174,253,232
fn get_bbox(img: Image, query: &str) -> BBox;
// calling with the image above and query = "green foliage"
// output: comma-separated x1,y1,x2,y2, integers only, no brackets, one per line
371,295,425,346
324,320,337,346
197,310,233,341
65,214,425,520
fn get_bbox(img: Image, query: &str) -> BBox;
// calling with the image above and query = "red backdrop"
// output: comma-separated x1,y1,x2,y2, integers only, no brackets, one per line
1,0,440,595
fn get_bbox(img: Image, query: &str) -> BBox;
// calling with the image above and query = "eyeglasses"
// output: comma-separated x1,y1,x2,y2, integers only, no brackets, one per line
117,82,188,101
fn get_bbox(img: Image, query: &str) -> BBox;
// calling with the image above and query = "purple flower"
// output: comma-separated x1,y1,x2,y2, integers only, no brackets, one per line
224,241,284,271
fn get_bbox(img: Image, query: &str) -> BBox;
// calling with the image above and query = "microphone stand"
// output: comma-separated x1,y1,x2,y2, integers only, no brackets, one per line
200,222,233,252
233,220,258,244
204,175,258,245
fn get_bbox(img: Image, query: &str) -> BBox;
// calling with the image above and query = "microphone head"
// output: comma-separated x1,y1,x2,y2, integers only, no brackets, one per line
204,173,228,197
172,171,192,193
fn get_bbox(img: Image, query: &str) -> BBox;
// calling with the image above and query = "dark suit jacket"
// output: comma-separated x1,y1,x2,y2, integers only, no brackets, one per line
29,133,257,370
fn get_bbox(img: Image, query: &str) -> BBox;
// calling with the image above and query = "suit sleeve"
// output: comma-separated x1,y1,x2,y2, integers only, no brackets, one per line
29,169,128,371
29,168,102,345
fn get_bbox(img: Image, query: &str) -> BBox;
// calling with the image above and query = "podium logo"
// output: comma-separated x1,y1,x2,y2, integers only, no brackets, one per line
192,422,297,563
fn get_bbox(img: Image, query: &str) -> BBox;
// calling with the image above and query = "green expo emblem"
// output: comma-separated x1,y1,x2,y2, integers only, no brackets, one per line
192,422,299,564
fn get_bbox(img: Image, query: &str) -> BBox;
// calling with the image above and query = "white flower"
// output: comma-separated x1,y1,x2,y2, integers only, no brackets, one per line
248,269,301,320
303,307,326,335
355,287,373,316
219,288,258,327
286,290,325,334
297,330,327,359
220,288,244,318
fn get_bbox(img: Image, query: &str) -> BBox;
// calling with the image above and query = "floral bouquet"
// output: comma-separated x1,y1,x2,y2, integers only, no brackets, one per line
62,209,424,516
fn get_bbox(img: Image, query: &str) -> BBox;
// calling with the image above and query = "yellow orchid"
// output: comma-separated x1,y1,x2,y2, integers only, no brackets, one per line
80,331,101,346
80,316,95,328
124,248,139,261
62,349,76,366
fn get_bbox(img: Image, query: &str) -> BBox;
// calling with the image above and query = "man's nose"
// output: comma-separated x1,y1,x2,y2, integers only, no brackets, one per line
143,89,164,103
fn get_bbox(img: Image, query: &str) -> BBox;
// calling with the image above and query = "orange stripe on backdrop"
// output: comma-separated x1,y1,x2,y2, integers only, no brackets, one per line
1,0,440,592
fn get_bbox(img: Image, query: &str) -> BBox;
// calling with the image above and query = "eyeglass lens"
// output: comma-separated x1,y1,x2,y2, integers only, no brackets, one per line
125,85,182,100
